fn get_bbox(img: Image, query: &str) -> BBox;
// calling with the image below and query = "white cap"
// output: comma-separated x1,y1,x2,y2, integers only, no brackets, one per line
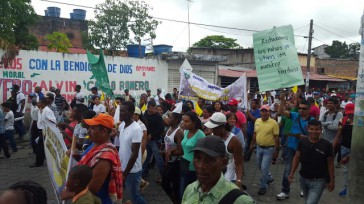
204,112,227,129
134,106,141,115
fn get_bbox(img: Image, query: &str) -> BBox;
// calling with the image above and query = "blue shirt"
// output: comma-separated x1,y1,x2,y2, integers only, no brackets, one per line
247,109,261,135
287,112,313,150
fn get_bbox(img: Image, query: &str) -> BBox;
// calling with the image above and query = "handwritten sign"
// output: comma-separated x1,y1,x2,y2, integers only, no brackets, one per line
253,25,304,91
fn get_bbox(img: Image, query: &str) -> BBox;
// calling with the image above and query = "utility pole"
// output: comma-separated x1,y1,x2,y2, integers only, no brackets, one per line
305,19,314,92
187,0,192,49
348,10,364,204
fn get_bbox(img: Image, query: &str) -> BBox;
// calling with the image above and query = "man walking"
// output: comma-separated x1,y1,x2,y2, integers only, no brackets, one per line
118,101,147,204
249,105,279,195
182,136,255,203
245,99,261,161
289,120,335,204
276,95,313,200
10,84,25,140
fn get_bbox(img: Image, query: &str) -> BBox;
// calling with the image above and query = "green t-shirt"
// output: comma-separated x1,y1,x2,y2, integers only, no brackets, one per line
181,129,205,171
281,116,293,135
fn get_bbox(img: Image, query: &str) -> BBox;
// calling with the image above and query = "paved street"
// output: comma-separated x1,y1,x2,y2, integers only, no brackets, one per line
0,138,348,204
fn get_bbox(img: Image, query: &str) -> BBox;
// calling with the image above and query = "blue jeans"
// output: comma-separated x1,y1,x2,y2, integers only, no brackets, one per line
5,130,17,151
282,147,296,193
341,146,350,189
255,146,274,189
14,120,25,138
142,140,164,176
125,170,147,204
300,176,326,204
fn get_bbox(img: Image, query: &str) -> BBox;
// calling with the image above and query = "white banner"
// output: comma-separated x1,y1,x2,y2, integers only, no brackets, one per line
179,68,248,109
43,122,68,204
0,50,168,103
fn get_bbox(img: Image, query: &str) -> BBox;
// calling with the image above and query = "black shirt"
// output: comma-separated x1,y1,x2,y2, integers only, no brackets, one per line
340,118,353,149
298,137,333,179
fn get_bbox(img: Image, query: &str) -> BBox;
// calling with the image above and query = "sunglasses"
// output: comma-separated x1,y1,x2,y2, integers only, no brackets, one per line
299,107,308,110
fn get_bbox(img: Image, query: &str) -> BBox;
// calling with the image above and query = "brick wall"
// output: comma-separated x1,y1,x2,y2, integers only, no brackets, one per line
315,58,359,78
29,16,88,49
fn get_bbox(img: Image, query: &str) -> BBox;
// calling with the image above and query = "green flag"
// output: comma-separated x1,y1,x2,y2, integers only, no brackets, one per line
86,50,114,96
253,25,304,91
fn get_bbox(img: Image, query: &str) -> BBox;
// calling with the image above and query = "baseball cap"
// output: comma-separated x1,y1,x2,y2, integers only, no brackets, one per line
260,105,270,111
344,103,354,114
192,136,226,157
134,106,141,115
227,98,238,106
204,112,227,129
83,113,114,129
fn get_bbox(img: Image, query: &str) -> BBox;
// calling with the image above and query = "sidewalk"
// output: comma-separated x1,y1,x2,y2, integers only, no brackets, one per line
0,140,348,204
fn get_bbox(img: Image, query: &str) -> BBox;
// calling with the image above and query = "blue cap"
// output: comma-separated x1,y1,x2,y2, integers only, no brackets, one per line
29,93,36,97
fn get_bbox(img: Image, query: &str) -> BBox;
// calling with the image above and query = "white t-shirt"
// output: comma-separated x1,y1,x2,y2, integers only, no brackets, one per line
75,92,84,104
31,105,39,121
93,104,106,114
16,91,25,113
118,121,143,173
137,120,147,131
37,106,56,129
74,123,87,139
4,111,15,130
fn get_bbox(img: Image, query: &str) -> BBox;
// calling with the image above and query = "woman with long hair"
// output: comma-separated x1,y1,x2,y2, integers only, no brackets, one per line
213,101,225,114
179,111,205,199
226,112,246,148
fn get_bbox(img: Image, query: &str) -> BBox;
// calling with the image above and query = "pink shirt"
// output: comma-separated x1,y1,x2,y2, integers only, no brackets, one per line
226,110,247,130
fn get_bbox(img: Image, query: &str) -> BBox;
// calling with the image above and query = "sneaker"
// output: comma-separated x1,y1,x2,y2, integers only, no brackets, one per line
276,192,289,200
339,189,347,197
300,191,304,197
258,188,267,195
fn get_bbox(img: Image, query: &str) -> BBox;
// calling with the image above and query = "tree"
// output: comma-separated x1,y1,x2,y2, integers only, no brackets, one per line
87,0,159,56
45,32,72,53
192,35,242,49
0,0,38,49
324,40,360,59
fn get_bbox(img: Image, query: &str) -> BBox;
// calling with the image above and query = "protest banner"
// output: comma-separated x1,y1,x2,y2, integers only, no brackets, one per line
253,25,304,91
179,64,248,109
43,122,69,204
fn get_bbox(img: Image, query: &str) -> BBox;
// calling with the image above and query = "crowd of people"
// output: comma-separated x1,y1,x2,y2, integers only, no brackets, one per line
0,84,356,204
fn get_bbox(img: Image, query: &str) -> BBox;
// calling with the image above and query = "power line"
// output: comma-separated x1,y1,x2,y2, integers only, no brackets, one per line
39,0,308,38
315,21,358,36
314,24,359,43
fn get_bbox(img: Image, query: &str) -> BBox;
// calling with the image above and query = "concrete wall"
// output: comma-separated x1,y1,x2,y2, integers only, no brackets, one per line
315,58,359,78
29,16,88,48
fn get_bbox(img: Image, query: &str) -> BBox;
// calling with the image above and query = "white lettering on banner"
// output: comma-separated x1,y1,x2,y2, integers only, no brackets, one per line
0,49,168,102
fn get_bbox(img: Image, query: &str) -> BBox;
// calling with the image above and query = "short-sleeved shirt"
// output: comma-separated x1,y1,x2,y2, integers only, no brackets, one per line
4,111,15,130
226,110,247,130
298,137,333,179
118,121,143,173
74,123,87,139
247,109,261,135
181,129,205,171
75,92,84,104
281,116,293,135
54,95,67,110
254,118,279,147
287,112,312,150
93,104,106,114
182,174,255,204
16,91,25,113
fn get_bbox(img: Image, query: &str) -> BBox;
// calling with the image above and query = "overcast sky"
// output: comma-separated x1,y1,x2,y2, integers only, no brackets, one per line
32,0,364,53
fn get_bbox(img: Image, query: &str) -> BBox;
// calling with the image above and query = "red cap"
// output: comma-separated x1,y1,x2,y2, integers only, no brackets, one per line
345,103,354,114
260,105,270,111
228,98,239,106
83,113,114,129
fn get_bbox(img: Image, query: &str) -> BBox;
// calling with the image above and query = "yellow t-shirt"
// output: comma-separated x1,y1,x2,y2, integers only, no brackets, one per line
254,118,279,147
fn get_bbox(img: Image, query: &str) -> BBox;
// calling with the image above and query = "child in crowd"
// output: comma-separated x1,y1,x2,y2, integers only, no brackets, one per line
65,165,101,204
1,102,17,152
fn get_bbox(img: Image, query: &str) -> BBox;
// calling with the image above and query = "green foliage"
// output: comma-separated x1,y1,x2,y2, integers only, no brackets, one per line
45,32,72,53
192,35,242,49
87,0,159,55
128,1,159,44
0,0,39,50
324,41,360,60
